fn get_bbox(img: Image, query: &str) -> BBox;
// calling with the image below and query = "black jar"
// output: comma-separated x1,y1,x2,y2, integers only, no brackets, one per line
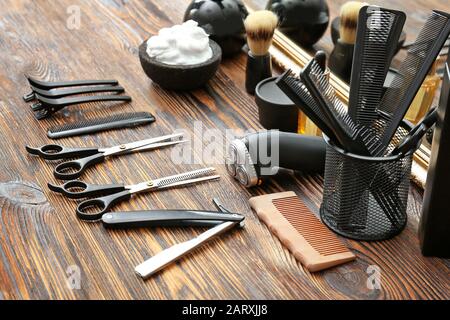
266,0,329,47
184,0,248,57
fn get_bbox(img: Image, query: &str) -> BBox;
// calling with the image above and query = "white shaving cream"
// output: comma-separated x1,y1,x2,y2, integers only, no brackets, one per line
146,20,213,65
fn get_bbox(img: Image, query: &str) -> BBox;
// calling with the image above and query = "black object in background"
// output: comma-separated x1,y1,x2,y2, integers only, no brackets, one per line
183,0,248,57
330,17,407,56
255,77,298,133
328,41,354,83
47,112,156,139
419,53,450,258
266,0,329,47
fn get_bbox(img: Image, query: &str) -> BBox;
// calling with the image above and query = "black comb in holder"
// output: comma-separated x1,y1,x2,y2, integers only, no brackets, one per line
348,6,406,128
374,10,450,156
275,70,340,144
336,6,406,230
300,58,370,156
300,55,408,234
277,65,404,231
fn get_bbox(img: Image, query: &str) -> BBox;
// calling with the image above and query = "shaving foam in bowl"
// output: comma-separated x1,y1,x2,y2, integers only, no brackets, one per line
146,20,213,66
139,21,222,91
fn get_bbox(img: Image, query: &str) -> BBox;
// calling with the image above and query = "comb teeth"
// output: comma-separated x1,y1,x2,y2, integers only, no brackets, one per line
381,13,448,114
281,71,327,119
348,7,406,127
375,10,450,155
272,196,350,256
307,61,358,136
276,70,339,142
249,192,356,271
47,112,155,139
157,168,216,188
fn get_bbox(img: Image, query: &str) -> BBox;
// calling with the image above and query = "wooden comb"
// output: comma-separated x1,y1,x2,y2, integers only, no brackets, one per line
249,191,356,272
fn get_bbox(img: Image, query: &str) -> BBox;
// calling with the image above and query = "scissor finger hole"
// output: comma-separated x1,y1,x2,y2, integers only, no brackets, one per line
55,162,82,175
64,181,88,193
79,204,105,214
77,200,107,220
41,144,63,154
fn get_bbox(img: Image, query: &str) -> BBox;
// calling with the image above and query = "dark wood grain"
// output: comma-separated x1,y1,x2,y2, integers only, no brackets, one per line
0,0,448,300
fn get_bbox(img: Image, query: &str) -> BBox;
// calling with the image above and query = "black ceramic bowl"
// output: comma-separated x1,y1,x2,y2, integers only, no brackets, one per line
139,39,222,91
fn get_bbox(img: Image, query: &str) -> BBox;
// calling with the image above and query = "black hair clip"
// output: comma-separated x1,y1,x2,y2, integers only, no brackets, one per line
23,76,119,101
31,94,132,120
23,76,131,119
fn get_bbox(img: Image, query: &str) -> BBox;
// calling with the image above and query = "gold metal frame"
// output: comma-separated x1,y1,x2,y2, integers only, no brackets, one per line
269,30,430,188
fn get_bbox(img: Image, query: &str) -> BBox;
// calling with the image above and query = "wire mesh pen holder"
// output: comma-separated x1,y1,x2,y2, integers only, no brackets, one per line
320,135,413,241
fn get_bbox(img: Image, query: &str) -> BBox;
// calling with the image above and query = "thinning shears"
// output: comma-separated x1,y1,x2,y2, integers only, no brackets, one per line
48,167,220,220
26,133,185,180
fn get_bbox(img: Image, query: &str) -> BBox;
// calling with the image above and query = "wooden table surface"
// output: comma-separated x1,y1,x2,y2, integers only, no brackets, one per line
0,0,448,300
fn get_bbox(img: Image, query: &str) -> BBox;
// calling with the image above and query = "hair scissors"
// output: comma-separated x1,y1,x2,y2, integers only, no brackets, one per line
48,167,220,220
26,133,185,180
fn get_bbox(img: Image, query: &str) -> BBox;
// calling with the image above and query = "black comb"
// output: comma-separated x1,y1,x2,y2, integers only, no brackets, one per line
374,10,450,156
348,6,406,128
275,69,339,143
47,112,155,139
301,58,370,155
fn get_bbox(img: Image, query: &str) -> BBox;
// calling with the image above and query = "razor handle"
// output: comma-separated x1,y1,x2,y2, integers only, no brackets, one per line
245,131,326,175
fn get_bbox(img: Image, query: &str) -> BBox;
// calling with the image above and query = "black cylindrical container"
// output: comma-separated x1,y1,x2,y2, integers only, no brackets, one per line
321,135,413,241
328,40,354,83
320,115,413,241
255,77,298,133
246,53,272,94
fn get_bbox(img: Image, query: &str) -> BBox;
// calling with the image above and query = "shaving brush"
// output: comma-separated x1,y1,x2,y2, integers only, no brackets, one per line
244,10,278,94
329,1,366,83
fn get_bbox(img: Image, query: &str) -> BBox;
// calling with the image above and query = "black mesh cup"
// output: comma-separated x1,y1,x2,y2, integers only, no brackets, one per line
320,120,413,241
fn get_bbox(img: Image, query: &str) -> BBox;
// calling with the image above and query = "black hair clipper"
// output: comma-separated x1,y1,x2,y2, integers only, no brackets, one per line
226,131,326,187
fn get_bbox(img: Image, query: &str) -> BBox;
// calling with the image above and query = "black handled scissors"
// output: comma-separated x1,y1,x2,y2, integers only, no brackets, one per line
26,133,185,180
48,167,220,221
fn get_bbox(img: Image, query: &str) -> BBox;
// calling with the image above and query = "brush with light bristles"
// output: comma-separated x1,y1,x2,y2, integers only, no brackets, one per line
329,1,367,82
244,10,278,94
340,1,367,45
